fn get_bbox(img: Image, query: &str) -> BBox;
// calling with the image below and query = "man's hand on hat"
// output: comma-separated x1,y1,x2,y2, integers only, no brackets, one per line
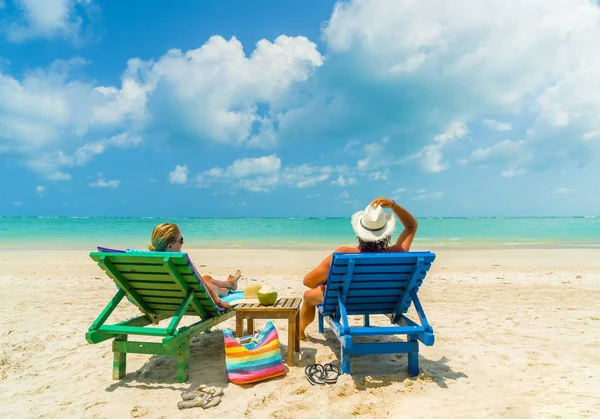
370,197,395,209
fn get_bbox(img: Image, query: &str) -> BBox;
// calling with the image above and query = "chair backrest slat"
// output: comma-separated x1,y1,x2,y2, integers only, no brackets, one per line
113,263,195,275
90,251,222,318
321,252,436,316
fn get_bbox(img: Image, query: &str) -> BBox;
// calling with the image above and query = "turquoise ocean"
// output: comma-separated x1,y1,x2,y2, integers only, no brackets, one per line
1,217,599,250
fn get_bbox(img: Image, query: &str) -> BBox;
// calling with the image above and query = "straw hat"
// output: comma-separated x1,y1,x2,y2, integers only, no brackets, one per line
351,204,396,242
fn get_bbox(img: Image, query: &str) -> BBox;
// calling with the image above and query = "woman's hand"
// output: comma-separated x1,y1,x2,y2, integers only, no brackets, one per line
217,299,231,310
370,197,395,209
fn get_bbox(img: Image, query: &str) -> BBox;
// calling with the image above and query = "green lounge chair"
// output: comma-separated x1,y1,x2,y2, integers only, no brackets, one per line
86,251,234,382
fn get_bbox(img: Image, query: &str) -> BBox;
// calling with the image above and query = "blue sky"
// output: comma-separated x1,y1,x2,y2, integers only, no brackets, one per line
1,0,600,217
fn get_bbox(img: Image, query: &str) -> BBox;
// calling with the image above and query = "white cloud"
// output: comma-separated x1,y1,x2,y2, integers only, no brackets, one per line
195,154,333,192
89,173,120,188
25,133,141,180
1,35,321,177
92,77,149,126
433,122,468,145
71,142,104,166
419,145,446,173
323,0,600,118
413,190,445,201
35,186,45,195
343,139,361,153
197,155,282,189
583,131,600,141
0,66,81,151
140,35,323,147
483,119,512,131
281,164,332,189
463,139,533,177
330,174,357,187
366,171,388,181
196,155,281,191
169,165,189,184
228,155,281,178
309,0,600,176
338,190,356,205
357,137,392,172
410,122,468,173
500,168,527,178
292,172,330,188
4,0,93,42
335,165,350,174
236,175,279,193
26,152,73,181
0,59,146,164
5,0,600,187
465,140,525,166
551,187,575,195
12,201,22,206
390,53,427,74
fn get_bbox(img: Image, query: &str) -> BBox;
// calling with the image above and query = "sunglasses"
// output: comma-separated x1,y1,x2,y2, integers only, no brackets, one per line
176,237,184,244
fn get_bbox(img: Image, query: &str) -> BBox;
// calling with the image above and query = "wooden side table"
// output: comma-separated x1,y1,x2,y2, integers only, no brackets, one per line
235,298,301,367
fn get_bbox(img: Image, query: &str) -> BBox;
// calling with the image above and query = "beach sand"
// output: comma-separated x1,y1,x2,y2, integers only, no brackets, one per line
1,248,599,418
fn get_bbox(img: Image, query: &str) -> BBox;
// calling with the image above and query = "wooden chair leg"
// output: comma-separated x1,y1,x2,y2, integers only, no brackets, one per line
295,310,300,351
112,335,127,380
235,315,244,337
288,312,296,366
176,341,190,382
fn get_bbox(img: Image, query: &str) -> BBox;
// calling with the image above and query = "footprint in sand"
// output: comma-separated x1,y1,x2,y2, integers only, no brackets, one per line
294,386,308,395
131,406,148,417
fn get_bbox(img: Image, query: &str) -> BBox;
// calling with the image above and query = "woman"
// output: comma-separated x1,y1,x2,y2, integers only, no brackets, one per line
149,222,240,309
299,197,419,339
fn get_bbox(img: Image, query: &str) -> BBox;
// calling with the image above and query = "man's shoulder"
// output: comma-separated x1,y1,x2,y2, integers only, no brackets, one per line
333,246,359,253
388,244,409,253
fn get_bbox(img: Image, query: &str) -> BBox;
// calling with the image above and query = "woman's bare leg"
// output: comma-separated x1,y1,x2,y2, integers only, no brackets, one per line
201,275,231,297
205,270,241,292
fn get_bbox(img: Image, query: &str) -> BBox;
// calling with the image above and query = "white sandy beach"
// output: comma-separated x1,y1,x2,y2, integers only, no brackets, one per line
1,248,599,418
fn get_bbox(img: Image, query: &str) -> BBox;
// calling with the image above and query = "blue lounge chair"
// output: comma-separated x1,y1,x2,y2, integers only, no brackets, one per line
86,251,234,382
317,251,436,375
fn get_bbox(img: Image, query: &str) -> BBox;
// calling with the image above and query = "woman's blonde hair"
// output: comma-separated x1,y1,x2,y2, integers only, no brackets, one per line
148,223,181,252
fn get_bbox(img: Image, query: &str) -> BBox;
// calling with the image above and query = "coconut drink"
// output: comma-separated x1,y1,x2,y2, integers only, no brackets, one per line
257,286,278,306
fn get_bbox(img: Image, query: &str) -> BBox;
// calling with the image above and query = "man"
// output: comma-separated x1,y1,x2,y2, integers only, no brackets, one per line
299,196,418,339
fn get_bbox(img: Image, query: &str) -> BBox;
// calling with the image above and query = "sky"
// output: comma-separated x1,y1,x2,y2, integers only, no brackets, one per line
1,0,600,218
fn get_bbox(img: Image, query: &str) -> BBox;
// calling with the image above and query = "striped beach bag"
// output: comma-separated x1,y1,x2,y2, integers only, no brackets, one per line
223,321,286,384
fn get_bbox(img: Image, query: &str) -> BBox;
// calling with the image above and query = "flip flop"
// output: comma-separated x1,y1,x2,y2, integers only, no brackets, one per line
323,363,341,384
181,385,224,401
177,393,211,410
305,364,325,386
199,385,224,397
202,395,221,409
177,392,222,410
